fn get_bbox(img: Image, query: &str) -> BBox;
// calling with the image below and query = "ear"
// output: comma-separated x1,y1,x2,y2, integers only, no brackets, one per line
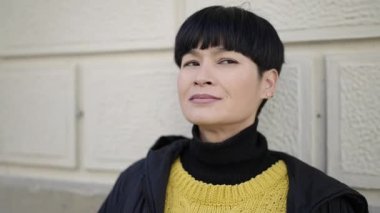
260,69,279,99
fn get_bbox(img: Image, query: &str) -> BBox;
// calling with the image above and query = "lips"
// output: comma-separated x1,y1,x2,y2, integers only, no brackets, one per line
189,94,222,103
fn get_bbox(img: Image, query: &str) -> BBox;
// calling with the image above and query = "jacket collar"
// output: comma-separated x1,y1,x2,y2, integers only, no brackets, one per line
145,136,189,213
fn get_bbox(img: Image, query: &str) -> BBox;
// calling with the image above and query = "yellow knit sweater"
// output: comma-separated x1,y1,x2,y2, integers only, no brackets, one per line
164,159,288,213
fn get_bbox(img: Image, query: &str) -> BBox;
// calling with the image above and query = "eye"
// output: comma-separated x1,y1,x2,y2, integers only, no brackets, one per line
182,60,200,68
218,58,238,65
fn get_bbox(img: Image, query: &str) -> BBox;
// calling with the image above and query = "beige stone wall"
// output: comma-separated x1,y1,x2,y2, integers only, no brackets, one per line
0,0,379,212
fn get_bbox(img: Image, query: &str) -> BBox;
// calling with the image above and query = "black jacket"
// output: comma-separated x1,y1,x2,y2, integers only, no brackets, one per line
99,136,368,213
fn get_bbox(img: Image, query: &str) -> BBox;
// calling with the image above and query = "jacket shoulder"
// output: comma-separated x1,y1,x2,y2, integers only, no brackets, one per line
150,135,189,151
119,158,146,181
314,194,368,213
117,135,189,183
270,151,368,212
99,136,189,213
98,159,146,212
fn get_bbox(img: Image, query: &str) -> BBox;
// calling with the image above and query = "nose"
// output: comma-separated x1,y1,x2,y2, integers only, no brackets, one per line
194,79,212,86
193,63,214,86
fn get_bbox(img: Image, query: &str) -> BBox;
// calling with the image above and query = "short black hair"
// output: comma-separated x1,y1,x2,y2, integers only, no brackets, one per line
174,6,284,116
174,6,284,73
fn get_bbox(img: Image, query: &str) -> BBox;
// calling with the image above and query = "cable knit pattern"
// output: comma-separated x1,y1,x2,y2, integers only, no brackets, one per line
165,158,288,213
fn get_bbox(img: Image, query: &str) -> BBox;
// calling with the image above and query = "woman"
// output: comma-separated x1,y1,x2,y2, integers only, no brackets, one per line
99,6,368,213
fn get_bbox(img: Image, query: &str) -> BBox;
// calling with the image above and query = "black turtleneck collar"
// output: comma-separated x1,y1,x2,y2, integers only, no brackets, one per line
180,119,278,185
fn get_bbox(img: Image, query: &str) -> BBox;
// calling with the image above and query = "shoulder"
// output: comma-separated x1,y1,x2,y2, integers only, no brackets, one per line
118,158,146,183
98,159,146,212
118,135,189,179
99,135,189,212
270,151,368,212
117,135,189,181
108,135,188,192
314,194,369,213
150,135,189,151
106,158,146,201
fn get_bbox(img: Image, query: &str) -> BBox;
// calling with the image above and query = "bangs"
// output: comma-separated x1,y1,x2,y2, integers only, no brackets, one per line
175,6,252,66
180,10,238,50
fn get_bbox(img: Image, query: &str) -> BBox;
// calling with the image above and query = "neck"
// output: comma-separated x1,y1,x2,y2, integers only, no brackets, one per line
181,119,279,184
198,119,255,143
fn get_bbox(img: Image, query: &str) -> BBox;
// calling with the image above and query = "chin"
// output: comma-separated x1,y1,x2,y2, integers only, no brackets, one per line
184,113,225,126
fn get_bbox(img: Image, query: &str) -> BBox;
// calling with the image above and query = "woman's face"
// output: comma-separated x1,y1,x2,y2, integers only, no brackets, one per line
177,46,274,129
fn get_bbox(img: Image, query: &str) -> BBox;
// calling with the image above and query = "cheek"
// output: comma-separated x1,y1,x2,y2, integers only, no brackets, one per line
177,73,189,100
230,76,262,103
